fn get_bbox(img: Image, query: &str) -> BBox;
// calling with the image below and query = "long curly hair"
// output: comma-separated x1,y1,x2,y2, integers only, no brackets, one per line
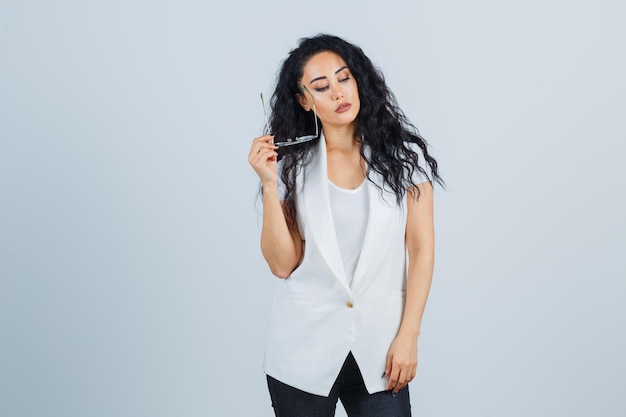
267,34,443,224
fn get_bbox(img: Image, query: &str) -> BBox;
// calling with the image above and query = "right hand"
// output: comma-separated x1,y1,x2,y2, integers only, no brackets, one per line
248,134,279,185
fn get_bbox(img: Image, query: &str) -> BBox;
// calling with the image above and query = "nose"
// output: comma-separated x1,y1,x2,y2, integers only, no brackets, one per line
331,84,344,101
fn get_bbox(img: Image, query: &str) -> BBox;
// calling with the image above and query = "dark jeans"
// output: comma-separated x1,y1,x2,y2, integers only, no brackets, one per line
266,352,411,417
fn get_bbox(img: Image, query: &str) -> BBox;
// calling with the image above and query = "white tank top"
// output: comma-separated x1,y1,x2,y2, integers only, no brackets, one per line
328,179,369,288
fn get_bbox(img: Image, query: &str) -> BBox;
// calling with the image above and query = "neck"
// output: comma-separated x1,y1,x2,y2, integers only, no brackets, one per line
323,123,357,151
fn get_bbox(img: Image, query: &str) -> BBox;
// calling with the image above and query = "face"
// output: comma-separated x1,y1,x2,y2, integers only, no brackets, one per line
298,51,360,131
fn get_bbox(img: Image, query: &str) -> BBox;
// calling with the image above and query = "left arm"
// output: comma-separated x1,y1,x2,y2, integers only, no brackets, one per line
385,181,435,394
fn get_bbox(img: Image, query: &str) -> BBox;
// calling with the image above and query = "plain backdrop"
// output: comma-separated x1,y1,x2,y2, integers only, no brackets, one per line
1,1,624,416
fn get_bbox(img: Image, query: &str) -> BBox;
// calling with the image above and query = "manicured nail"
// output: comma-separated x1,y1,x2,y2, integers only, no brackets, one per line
392,392,397,398
381,372,386,378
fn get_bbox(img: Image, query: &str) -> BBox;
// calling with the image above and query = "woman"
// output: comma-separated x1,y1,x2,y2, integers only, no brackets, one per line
248,34,442,417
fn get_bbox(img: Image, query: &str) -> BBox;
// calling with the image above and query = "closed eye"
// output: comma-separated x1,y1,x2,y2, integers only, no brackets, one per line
314,85,329,92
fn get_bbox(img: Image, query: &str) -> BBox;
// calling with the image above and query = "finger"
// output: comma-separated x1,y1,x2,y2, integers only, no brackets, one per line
257,140,278,152
393,381,408,394
249,140,274,153
392,368,404,393
263,150,279,163
249,135,275,155
252,151,279,169
253,134,273,141
253,134,275,145
385,366,400,391
251,149,278,165
393,368,409,394
249,142,278,159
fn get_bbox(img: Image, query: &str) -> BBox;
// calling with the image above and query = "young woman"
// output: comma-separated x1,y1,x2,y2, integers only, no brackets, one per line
248,34,443,417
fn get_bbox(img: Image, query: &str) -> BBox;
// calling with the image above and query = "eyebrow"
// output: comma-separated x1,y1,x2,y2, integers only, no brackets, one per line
309,66,349,84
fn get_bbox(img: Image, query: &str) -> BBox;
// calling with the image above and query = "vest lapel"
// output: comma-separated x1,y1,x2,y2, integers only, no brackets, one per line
351,174,390,288
351,150,405,290
302,135,350,292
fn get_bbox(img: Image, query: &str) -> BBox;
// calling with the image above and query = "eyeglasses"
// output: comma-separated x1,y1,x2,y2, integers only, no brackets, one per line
260,85,319,148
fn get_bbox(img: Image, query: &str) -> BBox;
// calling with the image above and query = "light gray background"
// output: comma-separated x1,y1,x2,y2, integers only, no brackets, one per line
1,1,624,416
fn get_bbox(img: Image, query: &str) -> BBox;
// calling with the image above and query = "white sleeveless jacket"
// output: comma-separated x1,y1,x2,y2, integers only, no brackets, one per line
264,135,429,396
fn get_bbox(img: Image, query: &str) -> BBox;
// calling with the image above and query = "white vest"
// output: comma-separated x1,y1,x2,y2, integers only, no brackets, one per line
264,135,411,396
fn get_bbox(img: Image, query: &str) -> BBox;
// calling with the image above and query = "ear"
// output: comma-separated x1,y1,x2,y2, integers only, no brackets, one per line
296,93,311,112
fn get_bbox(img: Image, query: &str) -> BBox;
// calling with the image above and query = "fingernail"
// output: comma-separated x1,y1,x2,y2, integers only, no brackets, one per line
381,372,386,378
392,392,397,398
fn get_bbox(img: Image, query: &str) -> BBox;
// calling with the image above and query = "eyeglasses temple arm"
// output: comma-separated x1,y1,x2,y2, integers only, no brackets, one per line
300,85,319,137
260,92,271,134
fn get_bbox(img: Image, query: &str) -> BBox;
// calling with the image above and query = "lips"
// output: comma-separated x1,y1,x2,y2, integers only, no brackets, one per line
335,103,352,113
